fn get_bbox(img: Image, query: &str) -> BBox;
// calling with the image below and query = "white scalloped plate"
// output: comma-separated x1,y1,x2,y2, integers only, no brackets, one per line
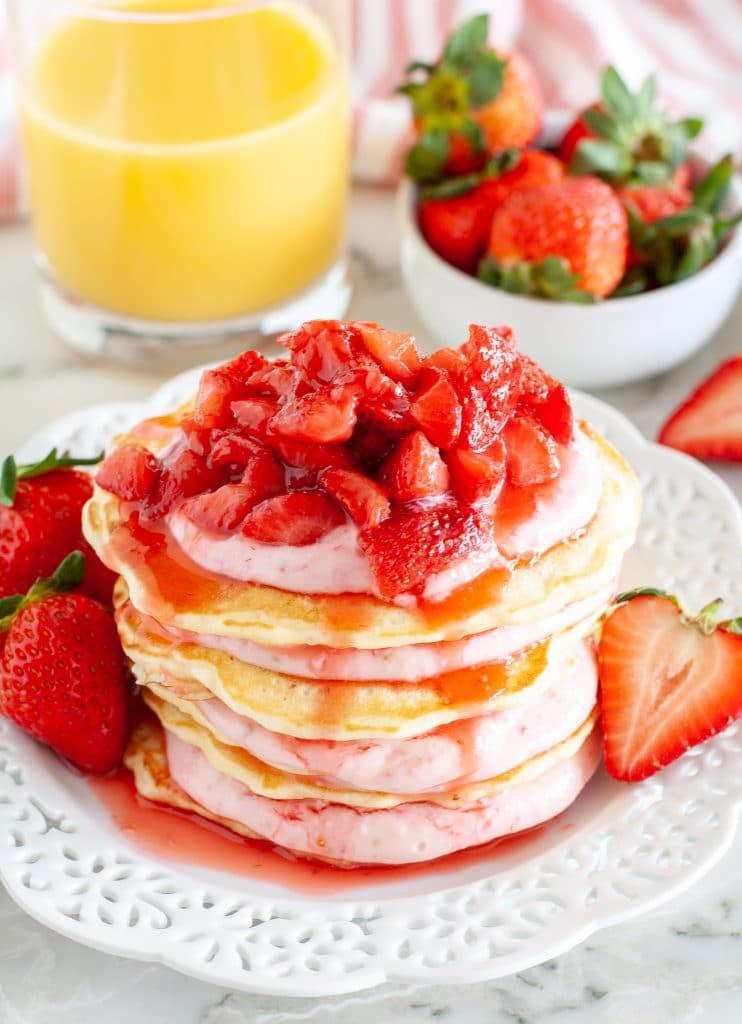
2,376,741,998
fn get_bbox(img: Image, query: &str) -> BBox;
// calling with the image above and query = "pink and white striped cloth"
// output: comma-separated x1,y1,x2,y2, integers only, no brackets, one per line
1,0,740,220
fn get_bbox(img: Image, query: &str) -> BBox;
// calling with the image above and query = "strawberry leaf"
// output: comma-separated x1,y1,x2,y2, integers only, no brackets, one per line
614,587,676,604
405,130,450,183
571,138,633,180
692,154,733,215
601,66,638,122
636,75,657,116
466,49,507,107
583,106,621,142
0,456,17,508
442,13,489,66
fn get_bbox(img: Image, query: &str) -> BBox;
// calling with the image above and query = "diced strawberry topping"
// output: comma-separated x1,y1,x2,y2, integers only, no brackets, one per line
424,347,466,375
96,445,161,501
502,417,560,487
410,369,462,449
280,320,372,385
361,501,495,598
270,437,358,478
180,483,262,532
351,321,423,385
379,430,450,502
142,448,224,520
218,349,266,385
446,439,506,504
246,359,296,399
241,447,285,501
319,468,391,530
270,385,358,444
208,432,262,470
232,397,280,438
518,355,574,444
192,370,247,429
242,492,346,546
456,325,523,451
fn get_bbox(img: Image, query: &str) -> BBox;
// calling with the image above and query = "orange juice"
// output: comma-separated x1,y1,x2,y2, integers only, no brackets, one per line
20,1,348,321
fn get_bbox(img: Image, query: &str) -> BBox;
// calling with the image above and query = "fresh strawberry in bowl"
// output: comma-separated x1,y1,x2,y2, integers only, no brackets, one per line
397,38,742,388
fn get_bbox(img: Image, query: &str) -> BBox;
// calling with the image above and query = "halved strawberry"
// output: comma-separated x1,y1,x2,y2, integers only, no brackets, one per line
232,397,280,439
379,431,450,502
352,321,423,385
180,483,262,532
598,591,742,782
270,386,358,444
242,492,345,546
319,468,391,530
95,445,161,501
657,357,742,461
502,417,559,487
446,439,506,504
410,369,462,450
361,501,495,598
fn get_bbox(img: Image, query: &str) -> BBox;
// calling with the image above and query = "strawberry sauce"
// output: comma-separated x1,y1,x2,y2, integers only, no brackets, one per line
88,770,552,896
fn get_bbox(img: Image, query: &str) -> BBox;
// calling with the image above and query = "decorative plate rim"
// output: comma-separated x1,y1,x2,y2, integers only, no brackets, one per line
1,378,740,997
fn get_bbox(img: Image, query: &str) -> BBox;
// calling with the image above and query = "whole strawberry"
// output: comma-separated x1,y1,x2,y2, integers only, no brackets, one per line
480,177,628,300
0,553,128,773
398,13,542,185
557,67,701,186
0,449,117,605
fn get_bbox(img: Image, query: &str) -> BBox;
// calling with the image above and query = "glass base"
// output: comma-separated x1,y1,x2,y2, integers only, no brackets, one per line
37,257,353,370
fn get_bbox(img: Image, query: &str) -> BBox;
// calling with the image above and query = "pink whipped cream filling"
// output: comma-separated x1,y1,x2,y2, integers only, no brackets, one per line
191,642,597,793
147,584,611,682
167,427,601,602
165,726,601,865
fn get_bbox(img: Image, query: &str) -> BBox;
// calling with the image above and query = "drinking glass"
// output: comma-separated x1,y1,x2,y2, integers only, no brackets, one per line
7,0,351,366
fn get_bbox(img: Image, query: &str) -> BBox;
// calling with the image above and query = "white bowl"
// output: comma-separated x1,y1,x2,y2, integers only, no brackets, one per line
398,169,742,390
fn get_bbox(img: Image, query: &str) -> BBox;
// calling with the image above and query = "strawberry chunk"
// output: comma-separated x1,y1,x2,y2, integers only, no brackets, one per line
518,355,574,444
193,370,247,429
424,347,466,375
379,431,450,502
218,350,267,385
180,483,262,532
242,492,345,546
96,445,161,501
232,397,280,438
502,417,560,487
361,501,495,598
246,359,296,399
319,468,391,530
351,321,422,385
142,448,224,520
598,592,742,781
457,325,523,451
349,428,396,470
270,386,358,444
446,439,506,504
410,369,462,449
280,320,373,385
241,447,285,500
208,432,263,470
270,437,358,479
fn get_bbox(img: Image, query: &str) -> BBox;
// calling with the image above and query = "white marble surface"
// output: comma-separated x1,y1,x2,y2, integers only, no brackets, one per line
0,186,741,1023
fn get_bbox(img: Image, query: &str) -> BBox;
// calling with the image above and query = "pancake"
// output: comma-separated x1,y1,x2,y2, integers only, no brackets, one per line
119,600,599,739
142,640,598,793
83,427,640,649
142,687,598,809
125,717,602,865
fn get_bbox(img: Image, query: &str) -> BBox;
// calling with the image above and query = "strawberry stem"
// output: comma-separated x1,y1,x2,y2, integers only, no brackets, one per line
692,597,725,635
0,449,104,507
0,551,86,631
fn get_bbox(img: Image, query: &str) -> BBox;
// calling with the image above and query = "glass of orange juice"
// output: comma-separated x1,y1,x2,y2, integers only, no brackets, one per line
7,0,351,366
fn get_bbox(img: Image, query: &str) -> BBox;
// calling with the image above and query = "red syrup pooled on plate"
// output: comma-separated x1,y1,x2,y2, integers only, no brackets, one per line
88,771,551,896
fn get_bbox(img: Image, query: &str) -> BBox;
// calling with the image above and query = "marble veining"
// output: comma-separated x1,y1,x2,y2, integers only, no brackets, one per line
0,185,740,1022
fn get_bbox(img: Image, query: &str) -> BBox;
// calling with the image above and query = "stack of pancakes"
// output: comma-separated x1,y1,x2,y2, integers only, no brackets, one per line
84,415,640,867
